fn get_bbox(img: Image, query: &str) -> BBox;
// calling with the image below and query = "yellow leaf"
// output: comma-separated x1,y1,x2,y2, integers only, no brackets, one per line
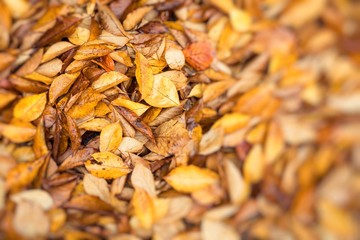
92,71,129,92
264,120,284,164
100,121,123,152
0,121,36,143
135,52,153,98
6,156,45,191
79,118,111,132
24,72,53,85
67,88,105,119
85,152,131,179
244,145,265,184
73,43,113,60
123,6,153,30
0,90,17,109
111,97,150,116
49,72,80,104
164,165,219,193
144,74,180,108
13,93,47,121
212,113,250,134
229,8,251,32
132,188,155,229
41,41,75,63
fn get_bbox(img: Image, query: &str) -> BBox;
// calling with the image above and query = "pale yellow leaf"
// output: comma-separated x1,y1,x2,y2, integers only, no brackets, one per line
13,201,49,238
13,92,47,121
0,121,36,143
165,48,185,70
199,127,224,155
224,159,249,204
83,173,111,203
79,118,111,132
10,189,54,210
164,165,219,193
131,163,156,197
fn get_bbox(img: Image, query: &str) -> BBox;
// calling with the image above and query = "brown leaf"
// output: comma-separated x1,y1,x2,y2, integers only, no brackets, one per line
116,106,155,144
36,16,81,47
64,194,113,212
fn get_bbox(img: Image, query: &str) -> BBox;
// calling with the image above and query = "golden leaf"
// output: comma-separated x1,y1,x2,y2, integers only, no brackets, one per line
85,152,131,179
49,72,80,104
131,163,156,197
24,72,53,85
264,120,284,164
13,92,47,121
144,74,180,108
92,71,129,92
212,113,250,134
6,156,45,190
67,88,105,119
41,41,75,63
0,90,17,109
111,98,150,116
199,127,224,155
229,8,251,32
243,145,264,184
99,121,123,152
33,118,48,158
224,158,249,204
123,6,153,30
79,118,111,132
73,43,113,60
0,121,36,143
135,52,153,99
164,165,219,193
132,188,155,229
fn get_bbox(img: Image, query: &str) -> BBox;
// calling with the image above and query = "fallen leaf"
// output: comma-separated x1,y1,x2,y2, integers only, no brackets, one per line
165,47,185,70
11,189,54,210
131,163,156,197
85,152,131,179
13,92,47,121
164,165,219,193
6,156,45,191
83,173,110,203
183,42,214,71
132,188,155,229
13,200,50,238
100,121,123,152
92,71,129,92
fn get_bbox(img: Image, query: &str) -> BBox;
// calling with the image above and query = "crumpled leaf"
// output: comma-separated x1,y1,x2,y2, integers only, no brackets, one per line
85,152,131,179
164,165,219,193
100,121,123,152
13,92,47,121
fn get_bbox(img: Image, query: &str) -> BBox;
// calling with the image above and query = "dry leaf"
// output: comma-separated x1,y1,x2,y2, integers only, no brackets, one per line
100,121,123,152
123,6,154,30
183,42,214,71
11,189,54,210
13,92,47,121
144,74,180,108
85,152,131,179
165,48,185,70
92,71,129,92
111,98,150,116
243,145,265,184
131,163,156,197
164,165,219,193
83,173,110,203
132,188,155,229
13,201,50,238
6,156,45,191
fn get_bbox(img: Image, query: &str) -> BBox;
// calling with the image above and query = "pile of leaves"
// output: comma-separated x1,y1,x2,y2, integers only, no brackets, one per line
0,0,360,239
